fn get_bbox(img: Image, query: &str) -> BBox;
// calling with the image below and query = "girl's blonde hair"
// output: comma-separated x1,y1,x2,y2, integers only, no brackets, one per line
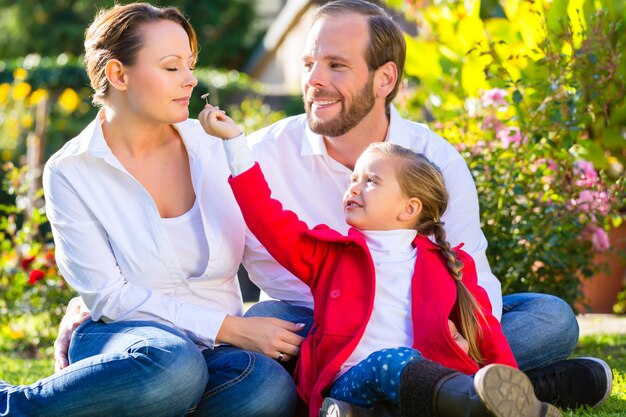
365,142,487,364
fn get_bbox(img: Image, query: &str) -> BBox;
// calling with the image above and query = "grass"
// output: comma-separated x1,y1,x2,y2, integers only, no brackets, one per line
562,334,626,416
1,333,625,415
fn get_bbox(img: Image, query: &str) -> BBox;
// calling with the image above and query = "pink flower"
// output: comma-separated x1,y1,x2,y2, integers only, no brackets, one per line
572,190,610,216
497,126,523,148
588,226,610,252
574,160,598,187
481,88,509,108
481,114,505,132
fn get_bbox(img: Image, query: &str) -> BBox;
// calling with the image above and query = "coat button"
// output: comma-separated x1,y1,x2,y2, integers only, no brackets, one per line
329,289,341,299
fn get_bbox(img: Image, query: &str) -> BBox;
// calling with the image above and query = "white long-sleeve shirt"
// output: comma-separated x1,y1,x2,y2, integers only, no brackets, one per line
243,106,503,319
43,112,246,348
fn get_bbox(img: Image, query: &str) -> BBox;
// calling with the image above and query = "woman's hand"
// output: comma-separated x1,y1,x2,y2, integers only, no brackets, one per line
448,319,469,354
54,297,92,372
216,315,305,362
198,104,241,140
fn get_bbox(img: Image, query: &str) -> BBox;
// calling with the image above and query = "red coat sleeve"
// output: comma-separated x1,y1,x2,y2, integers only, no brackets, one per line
457,250,518,369
228,163,335,288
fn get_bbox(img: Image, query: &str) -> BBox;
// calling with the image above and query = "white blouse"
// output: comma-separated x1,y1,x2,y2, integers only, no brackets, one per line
43,111,246,348
162,199,209,280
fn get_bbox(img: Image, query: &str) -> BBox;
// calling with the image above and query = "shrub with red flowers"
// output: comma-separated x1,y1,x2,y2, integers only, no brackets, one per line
0,162,77,354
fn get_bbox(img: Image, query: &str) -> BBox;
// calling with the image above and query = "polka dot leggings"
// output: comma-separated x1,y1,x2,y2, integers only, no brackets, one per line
329,347,423,407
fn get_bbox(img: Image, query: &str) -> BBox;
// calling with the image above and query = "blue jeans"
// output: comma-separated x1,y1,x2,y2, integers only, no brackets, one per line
245,292,579,372
1,320,296,417
501,293,579,370
330,347,423,407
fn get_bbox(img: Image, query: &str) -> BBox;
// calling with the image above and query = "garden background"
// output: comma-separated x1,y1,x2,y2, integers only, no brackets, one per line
0,0,625,415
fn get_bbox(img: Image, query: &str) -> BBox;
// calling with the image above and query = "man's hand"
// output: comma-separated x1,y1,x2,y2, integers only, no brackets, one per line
54,297,91,372
216,316,305,362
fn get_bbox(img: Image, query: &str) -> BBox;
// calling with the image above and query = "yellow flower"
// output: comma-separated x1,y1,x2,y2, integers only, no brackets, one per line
1,324,24,340
11,82,32,101
29,88,49,105
0,83,10,102
13,68,28,81
57,88,80,113
21,113,33,129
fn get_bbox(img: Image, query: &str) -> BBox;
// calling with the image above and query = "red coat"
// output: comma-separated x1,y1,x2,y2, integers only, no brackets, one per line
230,164,517,417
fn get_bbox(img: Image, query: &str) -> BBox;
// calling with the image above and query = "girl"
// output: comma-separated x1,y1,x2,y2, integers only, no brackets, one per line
199,106,562,417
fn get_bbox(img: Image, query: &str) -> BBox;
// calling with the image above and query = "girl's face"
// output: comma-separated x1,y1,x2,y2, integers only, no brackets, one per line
120,19,197,124
343,151,416,230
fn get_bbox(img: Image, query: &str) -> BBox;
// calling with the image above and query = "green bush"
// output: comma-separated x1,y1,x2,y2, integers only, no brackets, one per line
0,0,261,70
0,162,77,354
394,0,626,306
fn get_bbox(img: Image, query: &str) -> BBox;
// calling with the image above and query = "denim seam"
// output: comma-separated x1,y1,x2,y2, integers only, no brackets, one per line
200,351,256,400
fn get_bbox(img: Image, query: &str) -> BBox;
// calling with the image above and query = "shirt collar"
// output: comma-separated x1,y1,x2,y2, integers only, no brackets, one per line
300,104,408,157
73,109,203,162
385,105,412,148
73,109,110,158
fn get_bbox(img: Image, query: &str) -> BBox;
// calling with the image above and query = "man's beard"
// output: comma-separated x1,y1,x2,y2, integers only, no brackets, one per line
304,73,375,137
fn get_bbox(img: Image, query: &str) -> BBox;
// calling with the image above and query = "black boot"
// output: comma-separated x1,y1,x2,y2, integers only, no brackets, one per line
398,360,562,417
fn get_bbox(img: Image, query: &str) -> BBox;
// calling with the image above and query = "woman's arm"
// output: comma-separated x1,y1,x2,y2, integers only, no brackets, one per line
44,162,231,347
45,141,305,369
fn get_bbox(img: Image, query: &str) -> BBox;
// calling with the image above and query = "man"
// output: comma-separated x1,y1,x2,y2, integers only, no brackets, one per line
242,0,612,415
55,1,612,416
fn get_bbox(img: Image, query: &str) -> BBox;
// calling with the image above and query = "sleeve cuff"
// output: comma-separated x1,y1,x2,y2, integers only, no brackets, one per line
222,134,255,177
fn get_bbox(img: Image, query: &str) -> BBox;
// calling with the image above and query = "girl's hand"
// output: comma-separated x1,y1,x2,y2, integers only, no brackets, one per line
448,319,469,354
198,104,241,140
216,315,305,362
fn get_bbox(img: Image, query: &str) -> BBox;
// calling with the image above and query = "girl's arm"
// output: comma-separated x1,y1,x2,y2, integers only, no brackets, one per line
199,105,336,288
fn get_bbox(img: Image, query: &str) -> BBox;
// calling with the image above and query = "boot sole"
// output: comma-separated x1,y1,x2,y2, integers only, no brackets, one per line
475,364,563,417
319,398,353,417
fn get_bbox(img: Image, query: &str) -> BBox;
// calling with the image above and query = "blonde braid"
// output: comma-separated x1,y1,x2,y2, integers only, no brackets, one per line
364,142,488,365
433,221,486,365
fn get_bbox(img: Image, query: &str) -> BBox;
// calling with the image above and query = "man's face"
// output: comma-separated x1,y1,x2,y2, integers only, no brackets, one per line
301,13,376,137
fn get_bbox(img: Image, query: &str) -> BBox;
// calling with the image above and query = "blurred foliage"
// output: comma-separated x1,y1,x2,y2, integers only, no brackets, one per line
390,0,626,306
0,161,77,354
0,0,261,70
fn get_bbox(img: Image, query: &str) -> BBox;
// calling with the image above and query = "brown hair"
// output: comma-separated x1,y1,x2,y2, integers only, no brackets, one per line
313,0,405,109
365,142,487,364
84,2,198,106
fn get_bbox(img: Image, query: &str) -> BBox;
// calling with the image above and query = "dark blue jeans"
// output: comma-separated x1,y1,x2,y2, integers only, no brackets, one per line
245,292,579,372
1,320,296,417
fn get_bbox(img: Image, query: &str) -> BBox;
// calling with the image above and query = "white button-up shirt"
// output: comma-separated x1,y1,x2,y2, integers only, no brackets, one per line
43,113,246,348
245,106,503,319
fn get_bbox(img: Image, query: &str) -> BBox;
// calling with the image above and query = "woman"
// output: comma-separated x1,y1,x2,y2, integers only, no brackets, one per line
0,3,299,416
